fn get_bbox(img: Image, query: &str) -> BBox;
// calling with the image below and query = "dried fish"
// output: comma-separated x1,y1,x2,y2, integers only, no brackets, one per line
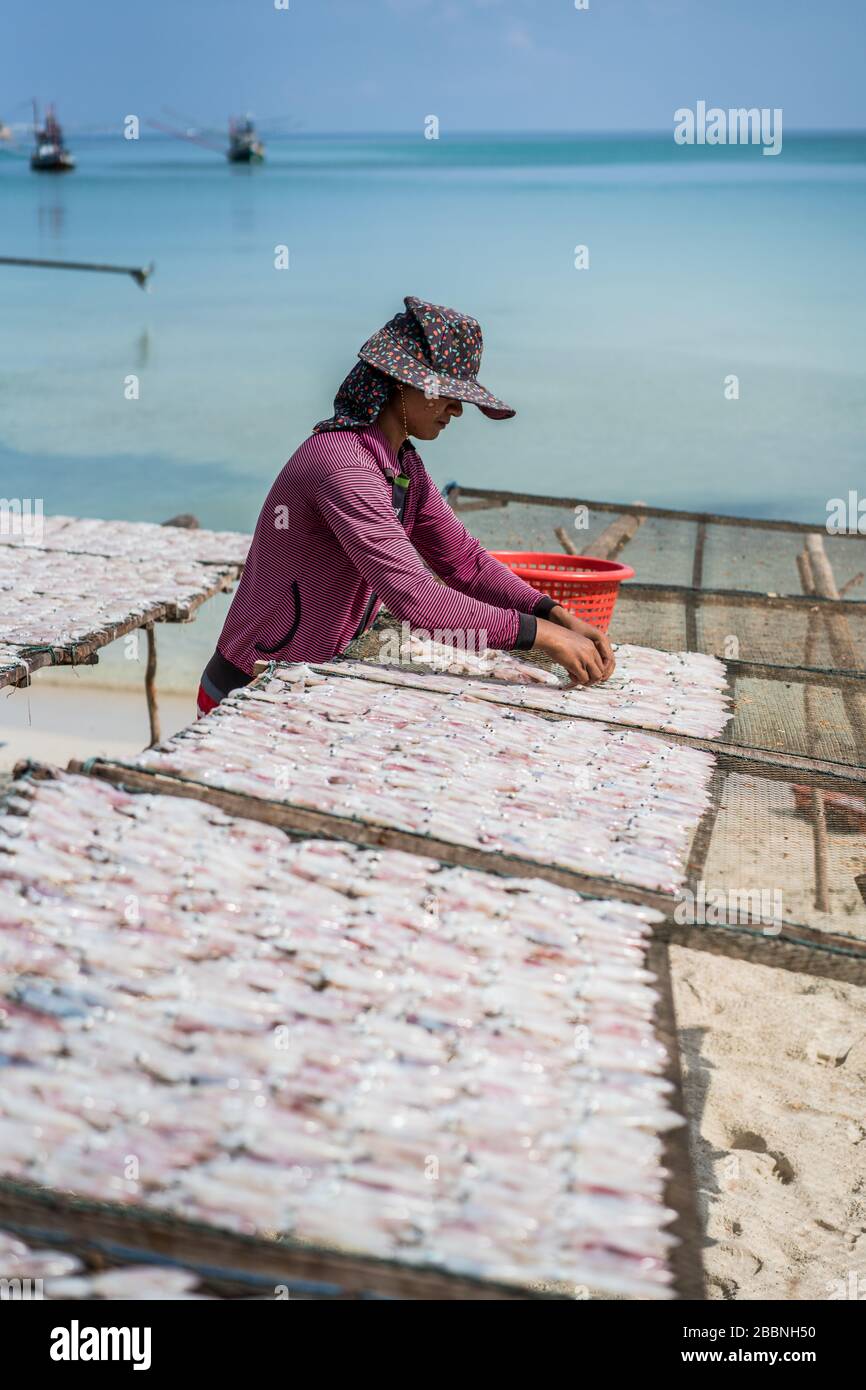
0,512,249,567
141,669,714,893
0,772,683,1297
325,637,731,740
0,545,240,655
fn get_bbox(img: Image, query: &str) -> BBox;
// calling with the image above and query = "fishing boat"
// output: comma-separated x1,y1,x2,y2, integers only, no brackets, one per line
227,115,264,163
30,102,75,172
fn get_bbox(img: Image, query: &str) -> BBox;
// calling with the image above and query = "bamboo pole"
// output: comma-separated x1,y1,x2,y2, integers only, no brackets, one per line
724,659,866,688
449,485,866,538
808,788,831,913
806,535,844,603
582,502,647,561
797,549,831,913
144,625,161,748
0,255,154,289
624,582,865,616
554,506,648,562
656,919,866,986
684,520,707,653
804,534,866,744
445,485,507,514
0,1178,540,1301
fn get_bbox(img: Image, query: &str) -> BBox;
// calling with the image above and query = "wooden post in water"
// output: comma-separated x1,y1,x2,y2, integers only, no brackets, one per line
0,256,154,289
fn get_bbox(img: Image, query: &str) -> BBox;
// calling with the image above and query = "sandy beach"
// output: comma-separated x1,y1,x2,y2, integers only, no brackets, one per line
673,948,866,1301
0,670,196,775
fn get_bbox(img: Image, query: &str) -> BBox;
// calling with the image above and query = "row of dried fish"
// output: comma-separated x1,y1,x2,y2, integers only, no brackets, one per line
391,636,560,685
334,636,731,740
0,513,250,569
0,547,235,648
0,772,678,1297
0,1229,209,1299
147,667,714,893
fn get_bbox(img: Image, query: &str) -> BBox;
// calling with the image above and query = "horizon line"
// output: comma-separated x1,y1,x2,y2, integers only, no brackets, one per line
60,125,866,139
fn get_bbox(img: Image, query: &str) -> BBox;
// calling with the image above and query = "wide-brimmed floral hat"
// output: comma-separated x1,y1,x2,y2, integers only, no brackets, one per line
314,296,515,433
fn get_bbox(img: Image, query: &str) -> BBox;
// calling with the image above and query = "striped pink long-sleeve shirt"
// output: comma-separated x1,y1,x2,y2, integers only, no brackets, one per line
215,424,551,674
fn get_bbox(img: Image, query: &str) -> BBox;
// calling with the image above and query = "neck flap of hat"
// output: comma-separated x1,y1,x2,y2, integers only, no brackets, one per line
313,360,393,433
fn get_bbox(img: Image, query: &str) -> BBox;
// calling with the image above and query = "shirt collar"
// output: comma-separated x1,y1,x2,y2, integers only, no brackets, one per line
358,423,416,476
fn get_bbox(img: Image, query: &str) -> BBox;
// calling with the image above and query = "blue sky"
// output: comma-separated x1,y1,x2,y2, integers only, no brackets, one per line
3,0,864,133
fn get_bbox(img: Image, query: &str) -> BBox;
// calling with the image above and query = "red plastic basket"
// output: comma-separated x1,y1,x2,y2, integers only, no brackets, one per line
492,552,635,632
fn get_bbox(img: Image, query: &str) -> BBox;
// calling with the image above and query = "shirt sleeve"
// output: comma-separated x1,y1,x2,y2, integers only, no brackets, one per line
409,469,557,617
314,464,525,651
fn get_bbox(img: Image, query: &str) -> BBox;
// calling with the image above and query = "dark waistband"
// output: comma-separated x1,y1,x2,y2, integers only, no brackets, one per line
203,648,253,699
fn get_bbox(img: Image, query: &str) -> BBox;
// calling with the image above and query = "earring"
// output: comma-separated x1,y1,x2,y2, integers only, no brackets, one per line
399,385,409,441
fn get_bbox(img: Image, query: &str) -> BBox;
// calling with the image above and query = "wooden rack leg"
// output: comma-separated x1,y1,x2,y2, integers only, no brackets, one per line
809,788,831,914
804,534,866,744
144,624,161,749
797,550,831,913
684,520,706,653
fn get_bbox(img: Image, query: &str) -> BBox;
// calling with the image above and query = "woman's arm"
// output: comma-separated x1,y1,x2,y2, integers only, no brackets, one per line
410,471,615,679
410,470,557,615
315,464,530,651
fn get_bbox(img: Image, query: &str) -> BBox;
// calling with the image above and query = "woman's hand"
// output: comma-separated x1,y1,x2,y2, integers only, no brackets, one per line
545,604,615,679
532,612,616,686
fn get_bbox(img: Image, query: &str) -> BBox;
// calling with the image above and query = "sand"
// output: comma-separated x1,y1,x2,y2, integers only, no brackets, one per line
672,946,866,1301
2,671,863,1301
0,670,196,774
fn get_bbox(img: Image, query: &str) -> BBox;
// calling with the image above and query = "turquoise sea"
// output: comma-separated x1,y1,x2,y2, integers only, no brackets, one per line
2,131,864,688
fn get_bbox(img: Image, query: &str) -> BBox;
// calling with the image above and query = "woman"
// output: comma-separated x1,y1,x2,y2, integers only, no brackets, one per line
197,296,614,714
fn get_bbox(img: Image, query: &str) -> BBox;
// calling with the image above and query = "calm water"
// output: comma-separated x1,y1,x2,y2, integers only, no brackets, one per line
2,131,864,688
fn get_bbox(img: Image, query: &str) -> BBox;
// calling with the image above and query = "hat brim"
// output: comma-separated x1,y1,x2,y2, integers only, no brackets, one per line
359,341,515,420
